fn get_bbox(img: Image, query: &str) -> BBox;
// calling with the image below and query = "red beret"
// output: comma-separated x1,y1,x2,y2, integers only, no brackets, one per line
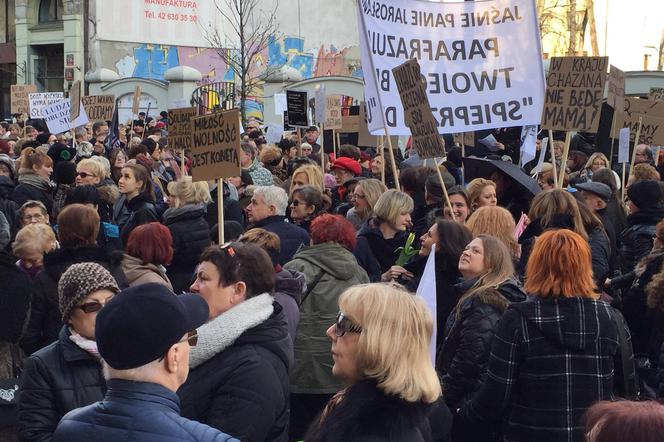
332,157,361,176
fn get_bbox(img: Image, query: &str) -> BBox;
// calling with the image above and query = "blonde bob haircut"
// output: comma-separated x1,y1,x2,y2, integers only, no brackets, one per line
12,223,57,258
338,283,442,403
354,178,387,218
76,159,106,180
466,206,519,259
167,176,212,207
290,164,323,196
373,189,414,226
466,178,496,210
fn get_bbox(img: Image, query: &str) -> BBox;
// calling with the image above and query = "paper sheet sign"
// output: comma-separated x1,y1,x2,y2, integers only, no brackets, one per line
618,127,630,164
41,99,89,134
29,92,65,118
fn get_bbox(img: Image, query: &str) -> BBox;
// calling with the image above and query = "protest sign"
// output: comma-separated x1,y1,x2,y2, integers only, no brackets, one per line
29,92,65,118
607,65,625,111
82,95,115,121
613,112,664,146
283,111,295,131
541,56,609,132
618,127,630,164
132,86,142,115
454,132,476,146
325,95,343,130
286,90,309,127
519,125,538,165
392,58,445,159
274,93,287,116
265,123,284,145
357,0,545,135
70,80,81,121
314,85,326,125
650,88,664,102
168,107,198,151
358,102,400,147
11,84,37,115
341,115,360,133
190,109,241,182
623,97,664,118
41,99,89,134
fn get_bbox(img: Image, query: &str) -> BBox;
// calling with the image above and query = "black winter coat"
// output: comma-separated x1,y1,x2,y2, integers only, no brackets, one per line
206,185,246,229
356,218,409,281
0,251,32,344
619,205,664,274
0,176,19,235
305,380,452,442
18,326,106,442
112,192,159,245
253,215,309,265
163,204,211,294
436,278,526,411
11,181,54,218
20,246,126,355
178,306,292,442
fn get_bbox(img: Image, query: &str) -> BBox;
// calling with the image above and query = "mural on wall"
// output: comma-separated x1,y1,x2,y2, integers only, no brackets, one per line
110,36,361,122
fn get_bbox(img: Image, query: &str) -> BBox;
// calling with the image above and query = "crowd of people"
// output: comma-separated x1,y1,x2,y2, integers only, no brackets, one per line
0,113,663,441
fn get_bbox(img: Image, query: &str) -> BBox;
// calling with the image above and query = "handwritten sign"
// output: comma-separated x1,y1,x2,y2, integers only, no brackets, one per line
29,92,65,118
82,95,115,121
11,84,37,115
190,109,241,182
286,90,308,128
132,86,141,115
325,95,343,130
168,107,198,151
41,99,89,134
542,56,608,132
607,65,625,111
392,58,445,159
314,85,326,125
650,88,664,102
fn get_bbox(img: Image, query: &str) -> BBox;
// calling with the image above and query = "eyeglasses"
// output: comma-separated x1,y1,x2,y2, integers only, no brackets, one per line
76,172,95,178
289,200,304,207
76,301,108,314
335,312,362,337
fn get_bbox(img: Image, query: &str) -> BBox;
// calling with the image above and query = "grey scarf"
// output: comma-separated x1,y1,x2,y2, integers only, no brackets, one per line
18,172,53,192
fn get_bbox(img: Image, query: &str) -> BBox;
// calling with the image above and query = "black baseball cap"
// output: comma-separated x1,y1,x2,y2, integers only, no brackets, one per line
95,283,209,370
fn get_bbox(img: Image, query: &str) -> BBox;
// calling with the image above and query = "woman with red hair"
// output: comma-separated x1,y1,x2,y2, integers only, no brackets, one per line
284,214,369,440
584,400,664,442
122,222,174,291
460,229,634,442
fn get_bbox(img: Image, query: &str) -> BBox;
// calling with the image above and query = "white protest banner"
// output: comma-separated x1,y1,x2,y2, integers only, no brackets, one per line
29,92,65,118
274,93,287,116
531,137,548,175
265,123,284,145
519,125,538,165
357,0,545,135
315,85,326,125
41,99,89,134
618,127,630,164
416,243,437,364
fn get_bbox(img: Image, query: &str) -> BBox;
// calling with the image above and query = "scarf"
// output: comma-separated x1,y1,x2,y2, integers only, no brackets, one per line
69,328,101,360
189,293,274,368
18,172,53,192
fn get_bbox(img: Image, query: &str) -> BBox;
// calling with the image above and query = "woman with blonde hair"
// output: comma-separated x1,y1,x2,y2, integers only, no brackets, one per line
462,229,631,442
356,189,414,282
346,178,387,229
466,178,497,212
12,223,57,278
306,283,451,441
163,177,212,293
571,152,610,183
290,164,324,195
437,235,525,438
466,205,520,261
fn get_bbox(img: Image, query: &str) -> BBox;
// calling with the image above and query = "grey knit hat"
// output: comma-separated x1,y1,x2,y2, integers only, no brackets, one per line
58,262,120,321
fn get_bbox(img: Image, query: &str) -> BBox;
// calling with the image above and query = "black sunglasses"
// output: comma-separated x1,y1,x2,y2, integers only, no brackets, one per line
76,301,106,314
335,312,362,337
76,172,95,178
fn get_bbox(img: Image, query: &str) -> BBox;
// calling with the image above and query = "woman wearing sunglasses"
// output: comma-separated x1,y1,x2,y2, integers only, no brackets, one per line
18,262,119,442
288,185,330,233
306,283,451,441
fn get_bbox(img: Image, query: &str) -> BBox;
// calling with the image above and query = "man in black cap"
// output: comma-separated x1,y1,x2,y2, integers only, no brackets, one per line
576,181,617,275
304,126,321,154
53,283,238,442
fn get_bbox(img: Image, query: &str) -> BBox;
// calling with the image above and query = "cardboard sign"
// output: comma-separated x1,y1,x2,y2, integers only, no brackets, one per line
132,86,142,115
190,109,241,182
649,88,664,102
286,90,308,128
325,95,343,130
341,115,360,133
358,0,545,135
82,95,115,121
613,112,664,146
314,85,326,125
29,92,65,118
623,97,664,118
607,65,625,111
392,58,445,159
542,56,609,132
70,80,81,121
358,102,376,147
168,107,198,151
11,84,37,115
41,99,89,134
454,132,476,146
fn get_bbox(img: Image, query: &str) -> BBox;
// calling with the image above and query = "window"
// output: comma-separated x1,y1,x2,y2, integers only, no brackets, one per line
38,0,62,23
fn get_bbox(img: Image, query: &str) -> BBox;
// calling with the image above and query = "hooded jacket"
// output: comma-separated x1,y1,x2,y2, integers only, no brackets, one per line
274,267,305,345
122,253,173,291
178,294,292,442
284,242,369,394
437,278,526,411
462,297,632,442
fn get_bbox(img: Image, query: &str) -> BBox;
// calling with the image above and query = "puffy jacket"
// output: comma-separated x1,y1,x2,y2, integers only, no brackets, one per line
437,278,526,411
18,326,105,442
274,267,306,345
619,206,664,274
253,215,309,265
285,242,369,394
178,295,292,442
122,253,173,291
163,203,210,294
53,379,238,442
112,192,159,245
20,246,126,355
462,297,633,442
356,217,409,282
